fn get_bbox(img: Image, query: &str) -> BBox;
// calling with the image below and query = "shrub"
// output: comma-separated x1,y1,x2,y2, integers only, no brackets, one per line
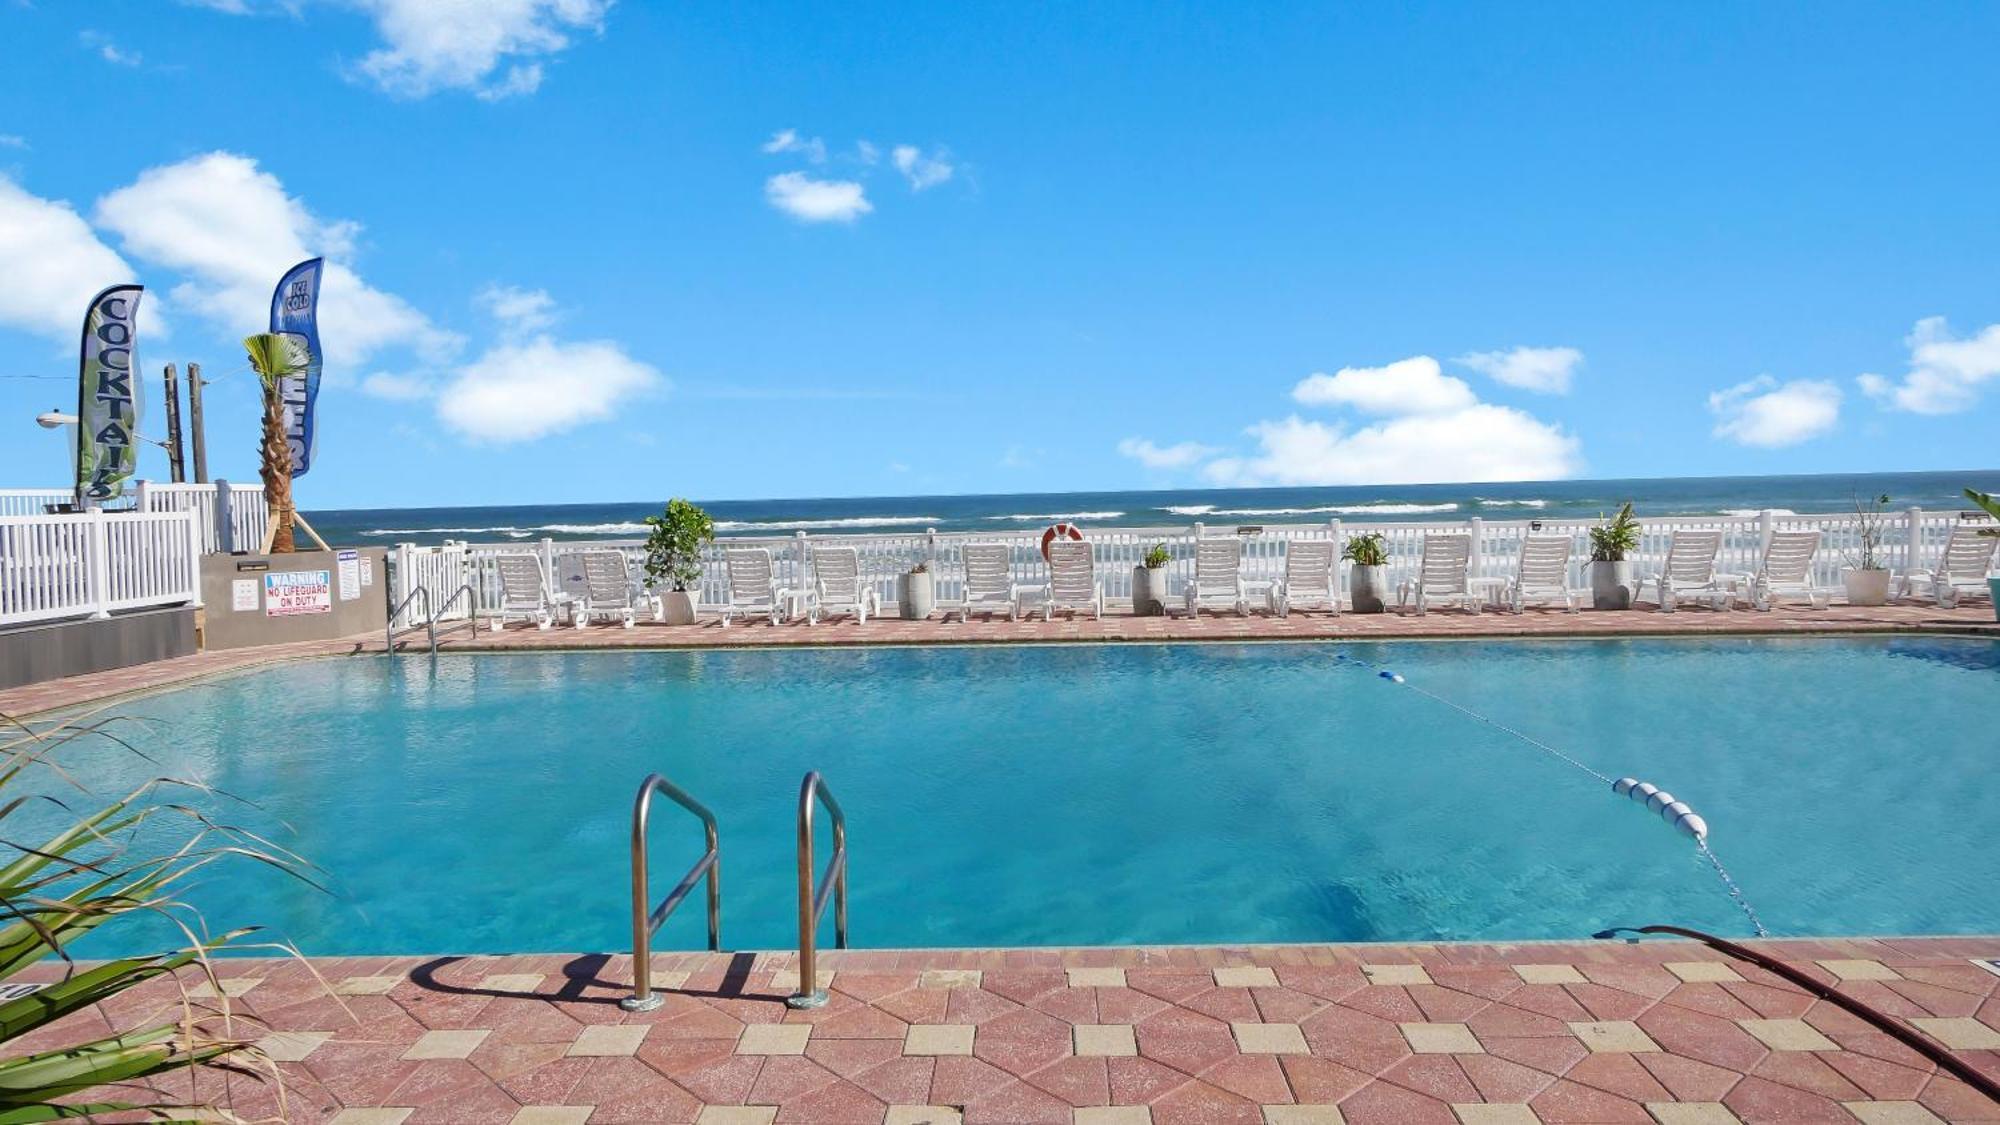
1142,544,1171,569
642,499,716,592
1342,533,1388,567
1589,502,1641,562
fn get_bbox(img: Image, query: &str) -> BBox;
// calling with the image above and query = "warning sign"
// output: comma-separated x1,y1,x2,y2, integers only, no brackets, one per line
265,570,332,617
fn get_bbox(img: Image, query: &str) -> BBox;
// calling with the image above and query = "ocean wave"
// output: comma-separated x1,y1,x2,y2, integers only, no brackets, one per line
538,522,650,535
1163,504,1215,516
1191,502,1461,517
1720,508,1797,517
1475,499,1549,508
362,526,531,537
984,511,1126,522
714,515,941,531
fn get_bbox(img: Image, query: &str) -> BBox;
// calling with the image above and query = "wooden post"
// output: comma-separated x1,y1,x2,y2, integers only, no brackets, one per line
187,362,209,484
214,478,235,554
162,364,187,483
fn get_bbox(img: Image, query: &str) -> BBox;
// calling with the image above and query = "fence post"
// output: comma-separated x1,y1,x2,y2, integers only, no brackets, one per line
184,509,204,607
795,531,810,591
133,478,150,514
925,527,937,565
85,507,111,619
540,537,556,597
1758,509,1775,558
1468,517,1484,579
1906,506,1924,578
214,478,235,554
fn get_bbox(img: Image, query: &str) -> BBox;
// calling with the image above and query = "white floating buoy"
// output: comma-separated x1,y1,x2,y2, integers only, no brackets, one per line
1612,777,1638,796
1645,790,1675,815
1674,812,1708,841
1609,777,1710,842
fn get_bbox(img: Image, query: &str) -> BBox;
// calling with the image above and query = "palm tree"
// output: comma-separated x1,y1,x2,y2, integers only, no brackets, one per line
241,333,307,553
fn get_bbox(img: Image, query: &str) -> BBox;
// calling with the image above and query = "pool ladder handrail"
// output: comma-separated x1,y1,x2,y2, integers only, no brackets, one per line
786,770,847,1009
620,772,721,1012
384,583,479,655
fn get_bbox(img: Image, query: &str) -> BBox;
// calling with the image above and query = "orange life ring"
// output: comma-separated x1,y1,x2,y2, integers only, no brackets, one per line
1040,522,1084,560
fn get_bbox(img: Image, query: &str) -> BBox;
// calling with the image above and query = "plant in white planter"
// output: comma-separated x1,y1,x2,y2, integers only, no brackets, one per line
642,498,714,625
1587,502,1640,609
1964,487,2000,621
898,560,936,620
1342,532,1389,613
1840,493,1893,607
1133,543,1170,616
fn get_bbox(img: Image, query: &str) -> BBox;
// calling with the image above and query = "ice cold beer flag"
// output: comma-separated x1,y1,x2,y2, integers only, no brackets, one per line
270,258,324,476
75,285,143,503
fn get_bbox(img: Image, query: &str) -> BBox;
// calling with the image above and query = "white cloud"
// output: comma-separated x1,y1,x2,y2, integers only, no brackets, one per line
760,128,827,163
476,283,557,335
1456,345,1582,394
1708,376,1841,447
891,145,954,191
1857,316,2000,415
93,151,460,368
855,140,880,165
764,172,871,224
1290,356,1476,415
81,31,143,67
359,371,431,400
436,335,662,442
0,175,163,342
1118,437,1219,470
1203,406,1581,487
0,135,25,149
344,0,610,100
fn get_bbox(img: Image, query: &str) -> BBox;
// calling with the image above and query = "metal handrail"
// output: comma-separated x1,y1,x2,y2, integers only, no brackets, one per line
384,583,478,655
385,586,431,653
785,770,846,1009
620,773,721,1012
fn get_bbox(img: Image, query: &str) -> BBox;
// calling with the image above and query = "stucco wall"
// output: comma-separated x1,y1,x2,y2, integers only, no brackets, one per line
199,547,388,650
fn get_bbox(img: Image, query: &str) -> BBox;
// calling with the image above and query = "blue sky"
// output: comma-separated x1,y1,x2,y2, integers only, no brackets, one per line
2,1,1997,508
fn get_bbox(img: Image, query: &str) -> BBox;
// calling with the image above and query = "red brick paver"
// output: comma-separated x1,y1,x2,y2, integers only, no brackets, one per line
23,938,2000,1123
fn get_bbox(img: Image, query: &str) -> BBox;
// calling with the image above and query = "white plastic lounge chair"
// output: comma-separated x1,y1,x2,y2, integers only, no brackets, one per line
1183,538,1249,617
1272,540,1339,616
956,543,1022,621
1398,534,1479,615
1506,534,1582,614
807,546,878,625
721,548,796,626
573,550,637,629
1647,529,1727,612
1741,529,1829,610
1901,523,1999,607
1043,539,1103,621
490,553,570,630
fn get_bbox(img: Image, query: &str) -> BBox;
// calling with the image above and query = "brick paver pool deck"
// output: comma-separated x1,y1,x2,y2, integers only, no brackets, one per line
23,937,2000,1123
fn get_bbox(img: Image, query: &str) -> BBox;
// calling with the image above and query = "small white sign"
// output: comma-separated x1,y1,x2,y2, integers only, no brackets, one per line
231,579,259,612
337,549,361,601
359,555,374,587
265,570,332,616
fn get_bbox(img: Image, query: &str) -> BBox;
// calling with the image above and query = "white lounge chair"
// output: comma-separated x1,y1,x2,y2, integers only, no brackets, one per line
1398,534,1479,615
1741,529,1829,610
1272,540,1338,616
573,550,637,629
490,553,570,630
807,546,878,625
722,548,794,626
1901,523,1999,607
1506,534,1582,614
1183,538,1249,617
1043,539,1103,620
1648,529,1728,612
956,543,1022,621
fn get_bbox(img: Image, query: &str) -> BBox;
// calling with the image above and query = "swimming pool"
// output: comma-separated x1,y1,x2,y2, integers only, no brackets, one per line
37,637,2000,957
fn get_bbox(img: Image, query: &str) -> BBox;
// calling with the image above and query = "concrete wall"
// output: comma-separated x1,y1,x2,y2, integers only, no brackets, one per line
0,607,197,691
200,547,388,650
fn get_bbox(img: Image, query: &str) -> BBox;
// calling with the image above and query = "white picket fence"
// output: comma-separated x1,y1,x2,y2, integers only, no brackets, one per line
0,481,268,555
0,509,205,626
396,507,1998,619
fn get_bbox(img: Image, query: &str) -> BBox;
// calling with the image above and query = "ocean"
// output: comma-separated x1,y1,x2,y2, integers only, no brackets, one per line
299,469,1998,546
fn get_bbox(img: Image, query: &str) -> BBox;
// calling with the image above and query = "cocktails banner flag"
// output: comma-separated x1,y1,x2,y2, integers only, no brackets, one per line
269,257,323,476
75,284,144,503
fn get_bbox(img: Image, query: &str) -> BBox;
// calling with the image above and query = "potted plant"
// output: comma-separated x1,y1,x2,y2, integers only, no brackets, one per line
641,498,715,624
898,559,937,619
1587,502,1641,609
1840,493,1893,607
1133,543,1171,616
1343,532,1389,613
1963,487,2000,620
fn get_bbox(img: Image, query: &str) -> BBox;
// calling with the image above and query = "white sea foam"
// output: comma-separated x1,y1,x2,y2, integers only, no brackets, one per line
362,526,531,537
537,522,650,534
1476,499,1550,508
1163,504,1216,516
713,515,940,531
984,511,1126,522
1191,502,1461,517
1721,508,1797,517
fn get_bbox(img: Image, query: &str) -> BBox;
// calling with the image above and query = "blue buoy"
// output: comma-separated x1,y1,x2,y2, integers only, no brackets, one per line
1378,670,1404,683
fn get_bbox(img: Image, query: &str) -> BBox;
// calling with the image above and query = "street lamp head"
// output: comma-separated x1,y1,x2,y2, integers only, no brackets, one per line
36,411,78,429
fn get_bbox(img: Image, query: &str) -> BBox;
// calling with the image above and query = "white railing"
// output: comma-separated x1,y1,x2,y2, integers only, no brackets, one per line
389,543,470,628
0,482,269,555
400,506,1998,617
0,509,204,627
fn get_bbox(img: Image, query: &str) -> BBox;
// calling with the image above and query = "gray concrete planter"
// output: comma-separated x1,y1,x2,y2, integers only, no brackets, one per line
1842,568,1890,607
655,589,698,625
1589,561,1635,610
1132,565,1169,616
897,570,936,619
1349,565,1387,613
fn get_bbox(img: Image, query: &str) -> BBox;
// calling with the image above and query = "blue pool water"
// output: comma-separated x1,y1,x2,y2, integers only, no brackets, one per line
34,637,2000,957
